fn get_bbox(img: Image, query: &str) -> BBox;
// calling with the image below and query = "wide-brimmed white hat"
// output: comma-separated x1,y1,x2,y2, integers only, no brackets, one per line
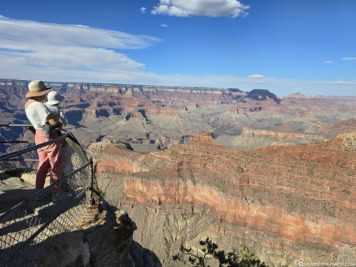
47,91,64,105
26,80,52,98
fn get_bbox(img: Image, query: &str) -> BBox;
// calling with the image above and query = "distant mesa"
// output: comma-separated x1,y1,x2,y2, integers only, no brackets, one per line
286,92,307,99
247,89,281,104
227,88,243,93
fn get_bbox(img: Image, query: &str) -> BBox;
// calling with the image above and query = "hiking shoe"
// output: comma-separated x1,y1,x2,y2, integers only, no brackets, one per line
52,191,73,202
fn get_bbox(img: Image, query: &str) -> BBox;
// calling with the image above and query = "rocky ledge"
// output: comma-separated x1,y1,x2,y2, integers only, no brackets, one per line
42,204,162,267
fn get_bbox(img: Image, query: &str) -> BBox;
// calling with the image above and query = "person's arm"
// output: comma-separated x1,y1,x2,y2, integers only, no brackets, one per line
46,113,62,129
59,107,67,126
46,113,58,126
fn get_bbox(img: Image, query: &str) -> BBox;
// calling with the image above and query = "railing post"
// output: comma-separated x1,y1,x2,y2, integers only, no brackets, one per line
90,159,93,202
0,127,95,266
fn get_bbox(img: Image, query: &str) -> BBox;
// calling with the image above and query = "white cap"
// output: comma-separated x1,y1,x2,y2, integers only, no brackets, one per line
47,91,64,105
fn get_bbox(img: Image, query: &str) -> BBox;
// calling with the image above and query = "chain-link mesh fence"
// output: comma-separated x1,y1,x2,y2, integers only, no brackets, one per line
0,124,37,173
0,128,95,267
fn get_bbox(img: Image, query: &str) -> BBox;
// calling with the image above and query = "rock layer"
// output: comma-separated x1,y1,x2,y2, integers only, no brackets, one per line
89,133,356,266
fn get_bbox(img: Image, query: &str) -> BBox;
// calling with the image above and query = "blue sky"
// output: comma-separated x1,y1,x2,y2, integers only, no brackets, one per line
0,0,355,96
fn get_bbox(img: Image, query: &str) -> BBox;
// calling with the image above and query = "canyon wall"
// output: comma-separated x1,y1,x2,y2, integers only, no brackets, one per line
88,133,356,266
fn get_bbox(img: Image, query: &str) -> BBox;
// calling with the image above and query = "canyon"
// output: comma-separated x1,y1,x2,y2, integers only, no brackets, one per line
89,133,356,266
1,79,356,152
1,79,356,266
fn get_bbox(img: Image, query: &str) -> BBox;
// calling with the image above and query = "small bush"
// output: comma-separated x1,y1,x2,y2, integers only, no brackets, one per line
173,238,268,267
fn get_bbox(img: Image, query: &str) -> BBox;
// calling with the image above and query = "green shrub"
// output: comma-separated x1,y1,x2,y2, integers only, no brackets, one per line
173,238,268,267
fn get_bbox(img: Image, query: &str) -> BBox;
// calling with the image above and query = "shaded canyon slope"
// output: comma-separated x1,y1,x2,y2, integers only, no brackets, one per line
88,133,356,266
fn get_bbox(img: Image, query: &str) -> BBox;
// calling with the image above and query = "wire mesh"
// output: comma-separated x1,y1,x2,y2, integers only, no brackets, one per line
0,143,38,173
0,125,37,174
0,128,94,267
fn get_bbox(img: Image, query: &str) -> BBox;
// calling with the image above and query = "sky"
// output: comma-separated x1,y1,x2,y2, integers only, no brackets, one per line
0,0,355,96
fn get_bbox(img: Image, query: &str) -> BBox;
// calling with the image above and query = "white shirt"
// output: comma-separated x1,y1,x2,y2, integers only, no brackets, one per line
45,104,67,126
25,102,50,130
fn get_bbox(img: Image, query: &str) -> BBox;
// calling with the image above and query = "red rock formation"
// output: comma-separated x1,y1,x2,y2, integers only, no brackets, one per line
326,119,356,138
278,124,298,132
240,128,326,142
89,133,356,266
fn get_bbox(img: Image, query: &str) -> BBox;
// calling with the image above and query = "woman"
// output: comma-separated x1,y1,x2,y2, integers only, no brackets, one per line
25,80,71,201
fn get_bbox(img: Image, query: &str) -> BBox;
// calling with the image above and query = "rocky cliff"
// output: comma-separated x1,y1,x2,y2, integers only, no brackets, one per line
225,127,327,150
41,204,162,267
0,79,246,104
88,133,356,266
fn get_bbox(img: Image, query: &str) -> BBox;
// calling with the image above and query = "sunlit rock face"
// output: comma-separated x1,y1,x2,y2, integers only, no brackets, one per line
89,133,356,266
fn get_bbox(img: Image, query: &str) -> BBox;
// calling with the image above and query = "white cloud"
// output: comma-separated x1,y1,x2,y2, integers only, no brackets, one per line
0,15,9,19
343,57,356,60
312,80,356,85
248,74,264,78
2,46,144,70
0,17,161,75
75,24,89,28
140,7,146,13
152,0,249,18
0,18,355,97
160,24,168,27
325,60,334,64
241,11,249,18
0,18,159,50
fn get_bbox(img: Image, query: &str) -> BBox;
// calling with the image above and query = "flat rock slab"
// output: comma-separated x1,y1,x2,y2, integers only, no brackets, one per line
0,174,36,212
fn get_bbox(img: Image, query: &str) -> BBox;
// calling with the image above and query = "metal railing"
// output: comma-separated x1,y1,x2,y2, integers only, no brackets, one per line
0,126,95,267
0,124,36,172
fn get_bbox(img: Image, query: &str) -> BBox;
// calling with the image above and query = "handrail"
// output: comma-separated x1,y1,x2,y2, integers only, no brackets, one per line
0,141,29,144
0,133,69,161
3,188,89,267
0,124,32,127
0,123,35,135
1,155,93,267
0,126,96,267
0,153,92,222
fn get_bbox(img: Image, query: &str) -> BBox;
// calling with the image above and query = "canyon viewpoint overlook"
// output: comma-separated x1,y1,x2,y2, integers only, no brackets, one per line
0,79,355,266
